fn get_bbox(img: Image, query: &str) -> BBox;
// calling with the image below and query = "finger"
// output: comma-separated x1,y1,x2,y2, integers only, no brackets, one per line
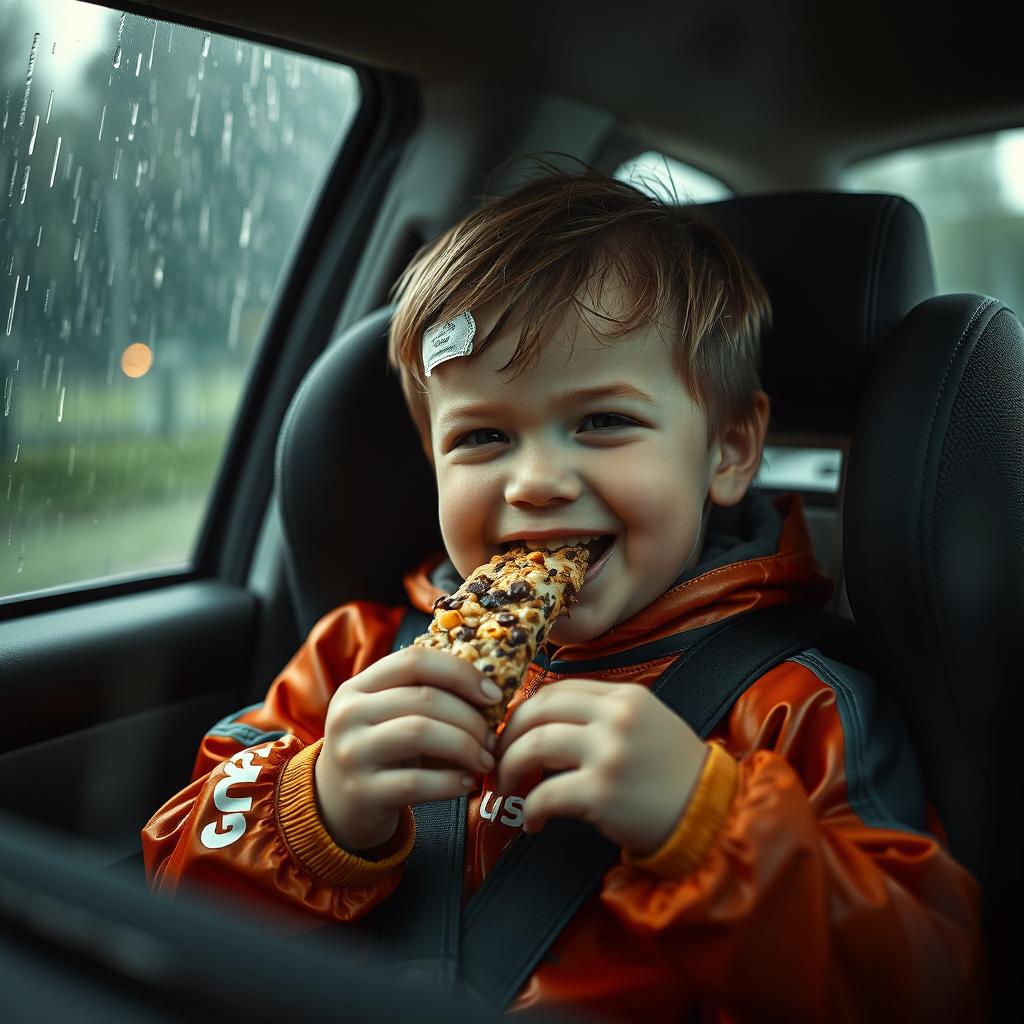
496,722,587,794
360,684,494,752
368,716,495,776
520,771,593,833
355,646,502,710
496,689,600,758
372,767,477,807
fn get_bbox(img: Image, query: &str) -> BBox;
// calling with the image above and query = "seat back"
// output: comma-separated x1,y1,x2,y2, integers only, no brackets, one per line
276,193,935,627
844,294,1023,993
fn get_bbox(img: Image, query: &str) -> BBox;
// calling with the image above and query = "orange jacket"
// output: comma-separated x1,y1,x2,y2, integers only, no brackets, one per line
143,493,986,1022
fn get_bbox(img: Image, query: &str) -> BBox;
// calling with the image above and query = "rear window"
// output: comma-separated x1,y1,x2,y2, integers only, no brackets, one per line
0,1,359,601
844,129,1024,318
614,151,731,203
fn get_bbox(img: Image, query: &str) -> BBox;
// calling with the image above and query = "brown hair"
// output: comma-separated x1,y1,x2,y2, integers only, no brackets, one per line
387,161,771,452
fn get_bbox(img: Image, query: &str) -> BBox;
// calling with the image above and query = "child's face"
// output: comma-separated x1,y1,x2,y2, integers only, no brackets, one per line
426,303,733,645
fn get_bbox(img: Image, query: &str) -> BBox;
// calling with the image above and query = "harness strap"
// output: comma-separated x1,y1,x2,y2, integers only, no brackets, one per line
376,602,853,1008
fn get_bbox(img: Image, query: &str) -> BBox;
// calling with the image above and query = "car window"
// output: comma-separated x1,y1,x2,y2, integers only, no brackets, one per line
614,150,731,203
844,130,1024,318
0,0,359,601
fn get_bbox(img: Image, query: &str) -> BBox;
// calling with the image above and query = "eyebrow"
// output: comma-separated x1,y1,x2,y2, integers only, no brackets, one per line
561,382,656,405
434,382,655,434
436,382,657,428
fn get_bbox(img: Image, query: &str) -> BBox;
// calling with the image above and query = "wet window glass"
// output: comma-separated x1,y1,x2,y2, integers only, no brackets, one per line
845,130,1024,319
614,150,731,203
0,1,359,601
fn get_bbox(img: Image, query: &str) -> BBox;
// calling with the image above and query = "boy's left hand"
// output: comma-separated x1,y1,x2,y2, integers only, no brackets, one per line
494,681,709,855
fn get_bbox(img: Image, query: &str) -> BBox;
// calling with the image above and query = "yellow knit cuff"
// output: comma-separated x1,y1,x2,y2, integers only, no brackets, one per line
622,741,739,879
277,738,416,887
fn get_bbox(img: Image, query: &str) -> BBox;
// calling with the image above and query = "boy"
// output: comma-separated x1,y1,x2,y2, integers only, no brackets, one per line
144,169,985,1022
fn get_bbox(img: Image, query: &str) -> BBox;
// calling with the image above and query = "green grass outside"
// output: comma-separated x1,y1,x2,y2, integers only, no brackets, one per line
0,493,209,599
1,433,225,519
0,433,226,599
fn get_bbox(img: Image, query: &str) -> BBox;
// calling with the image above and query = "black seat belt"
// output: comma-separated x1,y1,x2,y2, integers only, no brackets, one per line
370,601,854,1007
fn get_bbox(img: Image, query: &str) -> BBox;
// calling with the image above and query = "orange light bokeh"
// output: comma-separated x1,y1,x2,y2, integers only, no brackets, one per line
121,342,153,378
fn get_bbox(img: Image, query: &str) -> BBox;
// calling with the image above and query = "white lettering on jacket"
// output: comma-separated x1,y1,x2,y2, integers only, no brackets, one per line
479,791,525,830
200,746,273,850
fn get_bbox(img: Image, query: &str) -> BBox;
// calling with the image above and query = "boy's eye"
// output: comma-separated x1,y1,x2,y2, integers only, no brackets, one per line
578,413,635,432
454,428,507,448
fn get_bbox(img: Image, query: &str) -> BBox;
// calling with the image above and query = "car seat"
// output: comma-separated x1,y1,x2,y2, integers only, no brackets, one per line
275,191,1021,1012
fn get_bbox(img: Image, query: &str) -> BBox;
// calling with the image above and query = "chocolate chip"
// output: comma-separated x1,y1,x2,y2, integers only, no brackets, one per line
478,592,498,609
493,589,510,604
455,626,476,641
475,574,493,587
432,595,447,610
466,581,487,595
444,596,464,610
509,626,528,645
509,580,533,600
482,663,495,673
547,568,557,577
496,612,517,626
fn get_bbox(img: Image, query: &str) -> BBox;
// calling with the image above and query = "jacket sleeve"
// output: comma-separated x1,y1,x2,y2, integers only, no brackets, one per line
603,650,988,1024
141,600,416,927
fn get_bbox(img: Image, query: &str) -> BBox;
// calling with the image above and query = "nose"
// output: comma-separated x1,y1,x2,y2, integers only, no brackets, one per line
504,441,581,508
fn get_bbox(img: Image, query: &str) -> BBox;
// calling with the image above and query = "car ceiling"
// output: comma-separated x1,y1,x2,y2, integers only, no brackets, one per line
134,0,1023,190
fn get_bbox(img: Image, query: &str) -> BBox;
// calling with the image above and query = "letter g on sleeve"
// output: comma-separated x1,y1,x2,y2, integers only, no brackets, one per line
200,746,273,850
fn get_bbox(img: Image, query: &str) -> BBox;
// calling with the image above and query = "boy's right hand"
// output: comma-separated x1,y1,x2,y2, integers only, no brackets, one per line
314,646,503,853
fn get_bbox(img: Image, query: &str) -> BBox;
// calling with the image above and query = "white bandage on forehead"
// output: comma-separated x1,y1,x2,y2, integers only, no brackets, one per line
422,310,476,377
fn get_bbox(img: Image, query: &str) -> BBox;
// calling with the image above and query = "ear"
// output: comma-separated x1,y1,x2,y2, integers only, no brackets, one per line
708,390,770,507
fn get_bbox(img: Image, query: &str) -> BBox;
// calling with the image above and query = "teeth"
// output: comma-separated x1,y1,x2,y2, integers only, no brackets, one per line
518,535,596,551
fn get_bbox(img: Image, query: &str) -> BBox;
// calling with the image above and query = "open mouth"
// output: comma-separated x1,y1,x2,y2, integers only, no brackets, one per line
500,534,615,573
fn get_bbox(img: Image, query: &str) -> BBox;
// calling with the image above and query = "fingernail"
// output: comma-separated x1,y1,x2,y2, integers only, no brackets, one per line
481,680,502,701
480,749,495,769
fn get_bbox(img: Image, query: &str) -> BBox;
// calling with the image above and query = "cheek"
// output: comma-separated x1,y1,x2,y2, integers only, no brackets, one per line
436,470,490,562
602,446,707,546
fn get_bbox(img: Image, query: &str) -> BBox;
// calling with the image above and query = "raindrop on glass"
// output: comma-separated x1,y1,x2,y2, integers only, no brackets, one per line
238,207,252,248
20,33,39,129
6,275,19,336
220,110,233,163
48,136,61,187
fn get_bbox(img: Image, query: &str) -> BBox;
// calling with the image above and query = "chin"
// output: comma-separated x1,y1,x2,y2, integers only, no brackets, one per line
547,608,611,647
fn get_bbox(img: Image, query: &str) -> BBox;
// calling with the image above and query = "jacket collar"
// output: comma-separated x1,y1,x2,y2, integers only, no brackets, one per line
402,491,833,664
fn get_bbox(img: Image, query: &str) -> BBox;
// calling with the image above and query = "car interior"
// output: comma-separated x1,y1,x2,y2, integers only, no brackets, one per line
0,1,1019,1019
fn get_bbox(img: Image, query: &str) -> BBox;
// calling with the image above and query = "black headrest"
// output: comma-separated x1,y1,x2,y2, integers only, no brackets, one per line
276,192,934,630
694,191,934,435
844,293,1024,889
